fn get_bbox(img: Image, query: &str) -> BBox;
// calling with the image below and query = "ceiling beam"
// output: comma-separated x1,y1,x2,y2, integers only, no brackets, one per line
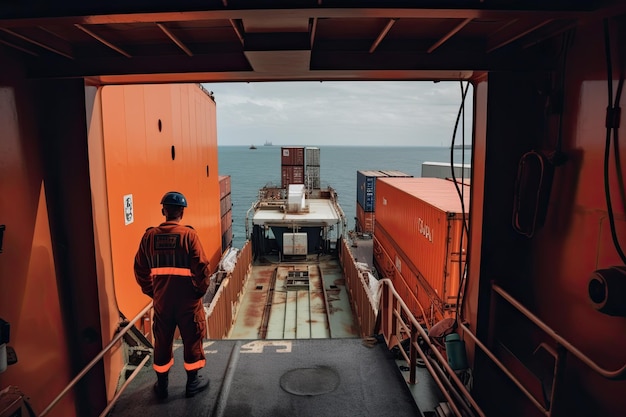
157,23,193,56
0,27,73,59
428,18,472,53
0,8,599,28
369,18,396,53
74,24,132,57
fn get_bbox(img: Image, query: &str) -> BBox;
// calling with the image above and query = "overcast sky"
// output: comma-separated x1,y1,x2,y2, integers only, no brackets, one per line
202,81,473,147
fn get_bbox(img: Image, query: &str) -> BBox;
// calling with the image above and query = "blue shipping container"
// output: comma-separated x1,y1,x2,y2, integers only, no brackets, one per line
356,170,413,212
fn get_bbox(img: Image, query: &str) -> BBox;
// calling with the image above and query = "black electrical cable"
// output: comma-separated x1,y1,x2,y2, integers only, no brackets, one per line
602,18,626,265
552,29,574,164
449,80,471,324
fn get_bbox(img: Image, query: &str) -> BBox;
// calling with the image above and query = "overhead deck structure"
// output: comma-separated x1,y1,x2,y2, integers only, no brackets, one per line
2,1,623,84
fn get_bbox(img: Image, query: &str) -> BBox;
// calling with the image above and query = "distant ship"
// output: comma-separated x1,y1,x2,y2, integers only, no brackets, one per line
264,140,272,146
249,144,257,149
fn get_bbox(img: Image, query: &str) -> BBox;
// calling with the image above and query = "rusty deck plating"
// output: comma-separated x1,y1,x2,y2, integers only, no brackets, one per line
228,254,359,340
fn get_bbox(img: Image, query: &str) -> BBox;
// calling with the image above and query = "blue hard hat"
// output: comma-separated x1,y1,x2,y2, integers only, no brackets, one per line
161,191,188,207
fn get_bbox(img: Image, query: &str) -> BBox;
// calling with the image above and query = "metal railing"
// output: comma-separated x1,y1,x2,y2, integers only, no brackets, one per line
459,283,626,417
376,278,485,417
340,239,378,337
205,241,252,339
340,237,482,416
39,302,154,417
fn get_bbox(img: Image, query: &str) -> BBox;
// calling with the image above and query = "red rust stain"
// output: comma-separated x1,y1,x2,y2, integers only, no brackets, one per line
309,279,321,291
241,288,267,327
311,305,326,314
343,322,359,335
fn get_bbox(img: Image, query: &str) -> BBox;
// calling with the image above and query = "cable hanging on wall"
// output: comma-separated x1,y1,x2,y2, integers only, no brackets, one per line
602,18,626,265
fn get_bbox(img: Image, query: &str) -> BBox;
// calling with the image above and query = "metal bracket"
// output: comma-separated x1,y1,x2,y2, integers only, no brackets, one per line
0,225,5,253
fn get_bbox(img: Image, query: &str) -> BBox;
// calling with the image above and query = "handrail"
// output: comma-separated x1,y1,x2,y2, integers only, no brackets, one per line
39,302,154,417
376,278,485,417
457,321,551,416
454,283,626,417
98,354,151,417
491,283,626,380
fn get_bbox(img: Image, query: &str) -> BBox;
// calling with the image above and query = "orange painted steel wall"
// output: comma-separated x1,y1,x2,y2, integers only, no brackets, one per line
96,84,221,322
86,85,127,403
0,58,76,416
526,23,626,414
375,177,469,311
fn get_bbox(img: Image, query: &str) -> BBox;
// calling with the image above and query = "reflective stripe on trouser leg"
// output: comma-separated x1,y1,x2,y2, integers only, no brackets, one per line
180,300,207,371
153,357,174,373
153,306,176,372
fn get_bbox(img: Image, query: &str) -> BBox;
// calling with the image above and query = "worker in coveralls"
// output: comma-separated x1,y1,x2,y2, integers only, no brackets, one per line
134,191,211,399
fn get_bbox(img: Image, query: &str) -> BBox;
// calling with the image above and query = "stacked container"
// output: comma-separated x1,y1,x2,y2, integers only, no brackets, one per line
305,146,321,189
219,175,233,252
281,146,305,188
421,161,471,180
373,177,469,322
355,170,412,234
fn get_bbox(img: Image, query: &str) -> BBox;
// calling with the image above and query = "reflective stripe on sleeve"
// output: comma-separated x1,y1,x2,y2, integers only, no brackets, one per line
151,267,193,276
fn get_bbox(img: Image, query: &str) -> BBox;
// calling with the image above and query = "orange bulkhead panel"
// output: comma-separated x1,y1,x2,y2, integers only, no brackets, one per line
92,84,221,320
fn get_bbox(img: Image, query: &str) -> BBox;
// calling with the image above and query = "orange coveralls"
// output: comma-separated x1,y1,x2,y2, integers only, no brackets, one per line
134,221,211,373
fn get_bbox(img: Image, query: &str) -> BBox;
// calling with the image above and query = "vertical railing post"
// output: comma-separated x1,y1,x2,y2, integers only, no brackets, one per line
546,345,567,417
409,322,417,384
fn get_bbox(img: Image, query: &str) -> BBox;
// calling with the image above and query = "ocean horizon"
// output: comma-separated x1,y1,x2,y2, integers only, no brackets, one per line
218,145,472,249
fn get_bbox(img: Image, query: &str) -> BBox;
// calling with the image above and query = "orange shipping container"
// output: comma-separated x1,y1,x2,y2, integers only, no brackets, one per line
219,175,231,200
356,203,375,234
220,193,232,217
374,230,441,321
221,209,232,236
375,177,469,311
221,227,233,253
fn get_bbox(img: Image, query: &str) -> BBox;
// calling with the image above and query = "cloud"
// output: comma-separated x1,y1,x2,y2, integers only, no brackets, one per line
203,81,473,147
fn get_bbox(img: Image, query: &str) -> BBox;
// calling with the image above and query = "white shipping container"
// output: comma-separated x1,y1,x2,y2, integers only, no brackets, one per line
421,161,471,180
283,232,308,255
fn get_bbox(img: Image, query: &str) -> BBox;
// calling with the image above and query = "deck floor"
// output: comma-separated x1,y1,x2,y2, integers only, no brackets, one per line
108,240,443,417
228,254,359,340
107,338,422,417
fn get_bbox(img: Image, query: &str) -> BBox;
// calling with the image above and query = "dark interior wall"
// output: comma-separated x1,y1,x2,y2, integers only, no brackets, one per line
471,70,549,417
472,17,626,416
35,79,107,417
0,47,106,416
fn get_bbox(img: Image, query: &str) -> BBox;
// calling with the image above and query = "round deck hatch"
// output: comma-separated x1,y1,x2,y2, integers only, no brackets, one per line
279,366,339,396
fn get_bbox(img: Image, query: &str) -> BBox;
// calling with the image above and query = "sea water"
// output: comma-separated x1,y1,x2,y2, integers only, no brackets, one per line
218,145,472,249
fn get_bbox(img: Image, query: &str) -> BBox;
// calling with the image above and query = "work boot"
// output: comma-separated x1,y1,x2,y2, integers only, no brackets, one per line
185,369,210,398
153,371,169,400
